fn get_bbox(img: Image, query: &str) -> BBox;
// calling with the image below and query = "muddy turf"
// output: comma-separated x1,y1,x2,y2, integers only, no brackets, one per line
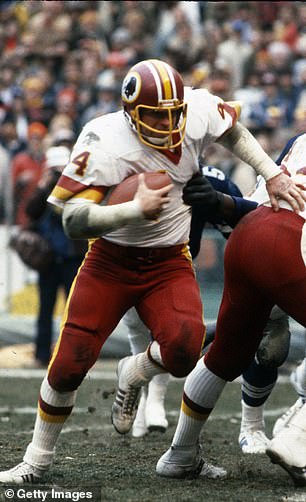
0,365,304,502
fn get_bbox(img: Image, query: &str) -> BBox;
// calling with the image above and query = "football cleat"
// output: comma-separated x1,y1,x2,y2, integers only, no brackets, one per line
111,357,141,434
0,462,44,484
156,445,227,479
239,430,270,454
266,432,306,486
272,398,304,437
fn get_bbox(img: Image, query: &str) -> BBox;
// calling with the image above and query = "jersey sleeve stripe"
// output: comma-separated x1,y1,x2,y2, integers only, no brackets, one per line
48,174,108,206
56,174,89,192
224,101,240,126
72,187,107,203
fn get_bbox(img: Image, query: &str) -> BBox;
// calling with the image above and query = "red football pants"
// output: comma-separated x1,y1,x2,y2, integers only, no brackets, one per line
48,239,205,391
205,206,306,381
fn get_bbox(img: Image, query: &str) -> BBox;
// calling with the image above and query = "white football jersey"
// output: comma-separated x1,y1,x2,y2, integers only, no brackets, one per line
249,133,306,220
48,87,237,247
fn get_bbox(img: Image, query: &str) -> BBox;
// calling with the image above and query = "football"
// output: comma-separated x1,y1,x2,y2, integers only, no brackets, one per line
107,171,172,205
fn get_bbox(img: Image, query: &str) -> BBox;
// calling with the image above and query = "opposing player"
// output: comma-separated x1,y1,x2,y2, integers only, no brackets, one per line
0,59,304,484
156,132,306,486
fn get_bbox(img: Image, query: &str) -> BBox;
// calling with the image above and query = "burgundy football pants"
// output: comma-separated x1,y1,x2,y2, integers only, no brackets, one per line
205,206,306,381
48,239,205,391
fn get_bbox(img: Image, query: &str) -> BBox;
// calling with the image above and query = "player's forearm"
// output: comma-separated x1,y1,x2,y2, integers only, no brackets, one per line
217,122,282,181
62,201,144,239
208,194,257,227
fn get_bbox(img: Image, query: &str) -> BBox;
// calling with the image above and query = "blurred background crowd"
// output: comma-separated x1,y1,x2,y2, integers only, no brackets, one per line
1,0,306,223
0,0,306,366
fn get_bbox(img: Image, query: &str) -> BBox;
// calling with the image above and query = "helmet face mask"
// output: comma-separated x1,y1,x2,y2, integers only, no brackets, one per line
122,59,187,150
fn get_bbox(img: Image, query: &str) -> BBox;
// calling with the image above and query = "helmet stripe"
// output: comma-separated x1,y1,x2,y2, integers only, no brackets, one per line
163,62,177,99
143,60,163,101
151,59,173,100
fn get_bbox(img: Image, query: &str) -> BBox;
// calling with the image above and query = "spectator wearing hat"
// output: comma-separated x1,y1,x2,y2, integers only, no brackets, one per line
25,145,87,367
11,122,47,226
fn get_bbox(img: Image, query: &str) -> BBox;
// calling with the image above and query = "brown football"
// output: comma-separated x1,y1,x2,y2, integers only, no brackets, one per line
107,171,172,205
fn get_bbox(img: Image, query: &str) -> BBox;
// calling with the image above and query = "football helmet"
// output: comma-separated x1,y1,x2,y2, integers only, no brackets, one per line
121,59,187,150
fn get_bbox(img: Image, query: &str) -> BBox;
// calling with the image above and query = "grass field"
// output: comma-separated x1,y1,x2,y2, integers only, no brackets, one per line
0,363,305,502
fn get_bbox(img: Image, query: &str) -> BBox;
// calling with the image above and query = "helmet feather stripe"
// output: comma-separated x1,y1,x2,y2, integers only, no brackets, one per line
163,62,177,99
149,59,173,100
143,60,163,102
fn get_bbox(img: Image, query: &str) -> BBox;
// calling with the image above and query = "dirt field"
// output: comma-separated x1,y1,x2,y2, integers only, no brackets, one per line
0,363,305,502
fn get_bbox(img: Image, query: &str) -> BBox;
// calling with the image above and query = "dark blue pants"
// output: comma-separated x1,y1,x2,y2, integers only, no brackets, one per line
35,256,83,364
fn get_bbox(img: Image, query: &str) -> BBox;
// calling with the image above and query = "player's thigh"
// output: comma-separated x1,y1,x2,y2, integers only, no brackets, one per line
48,268,134,390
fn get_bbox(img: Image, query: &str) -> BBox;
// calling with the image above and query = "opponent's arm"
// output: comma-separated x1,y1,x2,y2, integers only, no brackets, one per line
183,174,257,227
63,173,172,239
217,121,306,213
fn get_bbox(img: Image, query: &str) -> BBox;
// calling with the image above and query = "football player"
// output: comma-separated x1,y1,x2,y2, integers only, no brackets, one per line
156,132,306,486
0,59,304,484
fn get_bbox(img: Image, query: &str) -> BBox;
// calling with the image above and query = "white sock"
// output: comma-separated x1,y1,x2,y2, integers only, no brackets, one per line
172,358,226,448
24,376,77,469
146,375,169,415
147,373,170,403
125,341,166,387
240,400,265,432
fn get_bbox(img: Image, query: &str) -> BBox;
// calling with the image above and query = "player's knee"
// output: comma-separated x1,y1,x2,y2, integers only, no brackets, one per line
48,359,87,392
48,370,85,392
165,345,199,377
162,326,203,378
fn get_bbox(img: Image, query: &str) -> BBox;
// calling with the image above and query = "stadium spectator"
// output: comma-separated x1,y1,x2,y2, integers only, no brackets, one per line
11,121,47,226
24,145,87,367
0,115,26,157
216,19,254,91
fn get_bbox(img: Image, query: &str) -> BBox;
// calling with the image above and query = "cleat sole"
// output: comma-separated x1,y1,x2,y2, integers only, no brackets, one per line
266,449,306,487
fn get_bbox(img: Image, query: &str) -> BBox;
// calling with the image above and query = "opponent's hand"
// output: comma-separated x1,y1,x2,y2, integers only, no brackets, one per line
266,172,306,213
134,173,173,220
183,173,223,211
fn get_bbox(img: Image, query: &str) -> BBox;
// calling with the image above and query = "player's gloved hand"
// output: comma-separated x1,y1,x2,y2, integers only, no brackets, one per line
183,173,224,213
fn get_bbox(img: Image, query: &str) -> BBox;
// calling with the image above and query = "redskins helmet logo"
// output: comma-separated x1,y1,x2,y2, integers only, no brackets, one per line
121,72,141,104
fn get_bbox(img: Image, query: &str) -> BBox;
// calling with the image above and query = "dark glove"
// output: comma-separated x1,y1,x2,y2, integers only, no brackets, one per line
183,174,224,213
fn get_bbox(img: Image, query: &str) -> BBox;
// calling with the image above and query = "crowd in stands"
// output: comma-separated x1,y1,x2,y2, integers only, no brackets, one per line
1,0,306,221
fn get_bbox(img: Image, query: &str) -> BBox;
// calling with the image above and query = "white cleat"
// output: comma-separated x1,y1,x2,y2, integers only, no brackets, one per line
0,462,44,484
111,357,141,435
272,398,304,437
132,390,148,438
239,430,271,454
266,429,306,487
156,445,227,480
